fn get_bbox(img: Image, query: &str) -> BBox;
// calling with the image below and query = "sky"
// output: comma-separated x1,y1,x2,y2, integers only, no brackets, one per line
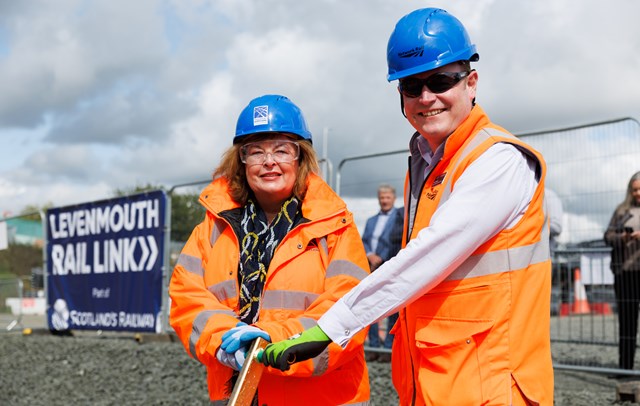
1,0,640,235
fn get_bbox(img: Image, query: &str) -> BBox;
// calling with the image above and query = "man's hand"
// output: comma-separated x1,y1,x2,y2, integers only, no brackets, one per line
258,325,331,371
367,253,383,271
221,322,271,353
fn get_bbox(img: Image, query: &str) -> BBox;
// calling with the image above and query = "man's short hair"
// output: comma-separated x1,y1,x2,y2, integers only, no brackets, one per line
378,184,396,195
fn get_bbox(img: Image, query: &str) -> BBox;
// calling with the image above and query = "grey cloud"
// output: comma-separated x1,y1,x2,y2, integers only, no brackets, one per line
2,0,640,219
13,144,103,184
45,83,197,144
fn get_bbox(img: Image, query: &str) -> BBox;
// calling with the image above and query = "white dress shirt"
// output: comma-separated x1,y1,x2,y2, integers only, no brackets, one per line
370,210,391,253
319,143,539,346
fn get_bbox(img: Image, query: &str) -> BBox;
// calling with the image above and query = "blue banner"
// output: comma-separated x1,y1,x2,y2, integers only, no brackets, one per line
46,191,167,333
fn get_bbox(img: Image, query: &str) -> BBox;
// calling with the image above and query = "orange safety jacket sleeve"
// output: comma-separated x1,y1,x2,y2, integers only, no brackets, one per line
169,214,240,366
254,219,370,377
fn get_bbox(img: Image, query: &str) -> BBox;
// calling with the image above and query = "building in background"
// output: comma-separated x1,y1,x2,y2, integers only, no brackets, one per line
4,218,44,247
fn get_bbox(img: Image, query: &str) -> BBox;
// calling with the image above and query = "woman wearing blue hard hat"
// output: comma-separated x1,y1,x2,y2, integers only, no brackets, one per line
260,8,553,406
169,94,371,405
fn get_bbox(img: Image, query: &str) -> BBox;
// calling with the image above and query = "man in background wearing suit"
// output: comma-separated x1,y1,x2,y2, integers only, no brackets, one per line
361,184,404,362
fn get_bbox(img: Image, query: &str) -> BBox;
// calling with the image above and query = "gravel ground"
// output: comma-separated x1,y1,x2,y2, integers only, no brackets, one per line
0,331,400,406
0,329,636,405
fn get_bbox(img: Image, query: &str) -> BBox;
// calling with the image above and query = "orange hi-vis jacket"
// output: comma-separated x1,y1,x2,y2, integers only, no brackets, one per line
391,106,553,405
169,173,371,405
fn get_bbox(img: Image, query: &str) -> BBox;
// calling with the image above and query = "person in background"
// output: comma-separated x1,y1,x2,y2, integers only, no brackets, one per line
169,94,370,405
260,8,553,405
361,184,403,362
605,171,640,371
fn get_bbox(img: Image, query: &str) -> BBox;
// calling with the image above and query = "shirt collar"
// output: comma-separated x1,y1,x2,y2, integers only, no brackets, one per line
416,135,446,166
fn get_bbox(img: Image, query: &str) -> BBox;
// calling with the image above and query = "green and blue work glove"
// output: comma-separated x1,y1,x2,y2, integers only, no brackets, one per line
258,325,332,371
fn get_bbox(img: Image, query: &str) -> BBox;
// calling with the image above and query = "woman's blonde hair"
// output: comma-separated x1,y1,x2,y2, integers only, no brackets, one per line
616,171,640,213
213,134,319,205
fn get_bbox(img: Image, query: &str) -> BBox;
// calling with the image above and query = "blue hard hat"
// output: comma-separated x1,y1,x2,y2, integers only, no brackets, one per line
234,95,312,144
387,8,479,81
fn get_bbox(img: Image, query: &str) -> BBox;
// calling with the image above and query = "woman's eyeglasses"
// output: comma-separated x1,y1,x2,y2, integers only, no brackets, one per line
398,71,471,98
240,140,300,166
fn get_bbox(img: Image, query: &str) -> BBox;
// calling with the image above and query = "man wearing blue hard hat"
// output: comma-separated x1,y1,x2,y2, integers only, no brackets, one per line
261,9,553,405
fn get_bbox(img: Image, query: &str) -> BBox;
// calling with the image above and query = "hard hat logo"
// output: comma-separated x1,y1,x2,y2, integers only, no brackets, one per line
398,46,424,59
253,105,269,126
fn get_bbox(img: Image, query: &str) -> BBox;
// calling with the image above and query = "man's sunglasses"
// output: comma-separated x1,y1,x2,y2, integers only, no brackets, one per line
398,71,472,98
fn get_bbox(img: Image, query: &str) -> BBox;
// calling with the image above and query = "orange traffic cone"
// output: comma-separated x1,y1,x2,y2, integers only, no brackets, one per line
572,268,591,314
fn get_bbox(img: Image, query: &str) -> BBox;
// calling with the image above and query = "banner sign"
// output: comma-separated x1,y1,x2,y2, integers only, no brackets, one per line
46,191,167,333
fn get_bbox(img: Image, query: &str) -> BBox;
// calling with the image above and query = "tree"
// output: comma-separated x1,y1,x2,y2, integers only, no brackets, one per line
0,243,43,280
19,203,53,221
170,192,205,242
0,211,45,284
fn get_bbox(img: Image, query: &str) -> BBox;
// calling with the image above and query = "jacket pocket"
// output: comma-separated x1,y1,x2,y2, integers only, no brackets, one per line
511,372,541,406
414,316,495,405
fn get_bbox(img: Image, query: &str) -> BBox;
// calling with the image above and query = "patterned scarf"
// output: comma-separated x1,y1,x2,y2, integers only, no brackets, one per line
224,196,301,403
237,196,301,324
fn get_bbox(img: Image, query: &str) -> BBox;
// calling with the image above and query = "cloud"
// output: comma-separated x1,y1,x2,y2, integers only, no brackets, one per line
1,0,640,250
46,83,196,144
10,144,104,184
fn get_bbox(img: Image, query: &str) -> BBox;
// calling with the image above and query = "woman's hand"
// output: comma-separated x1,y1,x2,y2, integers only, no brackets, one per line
221,322,271,353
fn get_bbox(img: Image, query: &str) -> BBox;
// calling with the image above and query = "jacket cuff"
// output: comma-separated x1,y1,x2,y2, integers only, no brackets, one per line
318,300,365,348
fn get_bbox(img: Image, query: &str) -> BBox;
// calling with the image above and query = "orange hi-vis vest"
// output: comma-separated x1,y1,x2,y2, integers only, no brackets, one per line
170,173,371,405
391,106,553,405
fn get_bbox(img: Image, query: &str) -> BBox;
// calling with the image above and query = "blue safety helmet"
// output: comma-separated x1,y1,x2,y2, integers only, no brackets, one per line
387,8,479,81
234,95,312,144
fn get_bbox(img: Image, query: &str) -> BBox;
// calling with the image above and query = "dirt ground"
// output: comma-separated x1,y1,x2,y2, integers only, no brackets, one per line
0,328,636,406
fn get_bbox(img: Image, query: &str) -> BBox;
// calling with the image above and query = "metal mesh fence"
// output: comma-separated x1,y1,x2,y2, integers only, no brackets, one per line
0,277,21,330
0,211,46,331
524,117,640,375
520,117,640,246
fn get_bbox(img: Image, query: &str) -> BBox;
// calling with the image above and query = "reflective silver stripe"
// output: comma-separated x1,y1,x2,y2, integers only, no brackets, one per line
209,218,226,247
312,347,330,376
261,290,319,311
208,280,237,302
299,317,318,330
177,253,204,277
440,129,494,202
446,237,550,281
484,126,516,140
189,309,236,362
326,260,368,281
